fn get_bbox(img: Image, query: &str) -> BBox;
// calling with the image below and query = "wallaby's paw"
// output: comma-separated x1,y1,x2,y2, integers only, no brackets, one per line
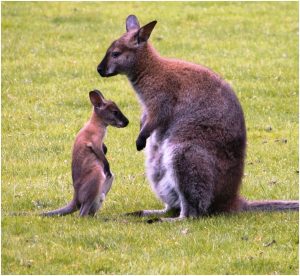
136,137,146,151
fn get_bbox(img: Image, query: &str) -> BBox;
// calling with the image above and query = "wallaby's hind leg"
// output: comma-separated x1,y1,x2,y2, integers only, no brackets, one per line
89,193,106,215
158,196,200,222
79,201,94,217
79,192,104,217
173,146,215,218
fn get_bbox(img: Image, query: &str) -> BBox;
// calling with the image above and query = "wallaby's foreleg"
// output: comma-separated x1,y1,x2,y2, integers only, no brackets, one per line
86,142,112,177
136,101,172,151
136,121,153,151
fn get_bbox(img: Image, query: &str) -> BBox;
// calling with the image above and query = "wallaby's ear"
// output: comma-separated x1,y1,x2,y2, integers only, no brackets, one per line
136,20,157,44
126,15,140,32
89,90,105,107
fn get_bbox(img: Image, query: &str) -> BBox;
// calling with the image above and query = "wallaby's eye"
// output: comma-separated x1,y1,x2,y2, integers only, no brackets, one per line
112,110,119,116
111,51,121,58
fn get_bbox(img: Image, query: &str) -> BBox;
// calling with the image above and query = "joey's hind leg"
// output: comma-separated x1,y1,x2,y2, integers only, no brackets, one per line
88,193,105,216
79,201,95,217
79,193,103,217
79,180,103,217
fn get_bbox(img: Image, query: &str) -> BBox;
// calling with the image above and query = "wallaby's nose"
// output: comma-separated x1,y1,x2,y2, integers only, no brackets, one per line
97,64,105,77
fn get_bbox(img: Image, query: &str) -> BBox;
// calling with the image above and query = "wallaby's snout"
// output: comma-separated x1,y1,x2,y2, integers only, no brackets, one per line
110,107,129,128
117,114,129,128
97,62,105,77
89,90,129,128
97,15,157,79
97,56,114,78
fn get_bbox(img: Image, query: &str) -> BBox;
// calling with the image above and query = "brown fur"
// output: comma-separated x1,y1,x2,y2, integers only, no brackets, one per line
42,90,128,217
97,15,298,219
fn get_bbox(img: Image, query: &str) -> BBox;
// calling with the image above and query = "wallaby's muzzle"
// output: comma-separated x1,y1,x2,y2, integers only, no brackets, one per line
97,54,119,78
118,118,129,128
97,62,106,77
97,62,118,78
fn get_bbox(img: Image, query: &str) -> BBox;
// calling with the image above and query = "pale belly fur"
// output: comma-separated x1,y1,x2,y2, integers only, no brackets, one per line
145,131,181,209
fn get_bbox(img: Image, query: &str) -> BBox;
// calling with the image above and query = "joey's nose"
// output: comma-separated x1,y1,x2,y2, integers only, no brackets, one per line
124,119,129,127
121,118,129,128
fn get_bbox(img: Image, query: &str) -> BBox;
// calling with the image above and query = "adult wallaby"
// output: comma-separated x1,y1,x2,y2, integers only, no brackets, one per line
42,90,129,217
97,15,298,220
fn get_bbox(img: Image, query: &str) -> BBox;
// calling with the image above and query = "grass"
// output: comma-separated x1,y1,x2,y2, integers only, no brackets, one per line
1,1,299,275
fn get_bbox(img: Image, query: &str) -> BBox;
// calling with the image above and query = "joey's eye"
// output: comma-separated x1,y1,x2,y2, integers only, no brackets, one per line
111,51,121,58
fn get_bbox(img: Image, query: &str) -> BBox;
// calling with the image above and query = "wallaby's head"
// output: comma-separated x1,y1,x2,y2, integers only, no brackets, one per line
97,15,157,78
89,90,129,128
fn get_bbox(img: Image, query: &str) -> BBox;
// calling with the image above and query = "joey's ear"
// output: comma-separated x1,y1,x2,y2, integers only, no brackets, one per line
89,90,105,107
136,20,157,44
126,14,140,32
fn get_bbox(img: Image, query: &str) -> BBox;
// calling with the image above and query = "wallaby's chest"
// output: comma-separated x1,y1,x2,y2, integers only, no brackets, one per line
145,131,180,209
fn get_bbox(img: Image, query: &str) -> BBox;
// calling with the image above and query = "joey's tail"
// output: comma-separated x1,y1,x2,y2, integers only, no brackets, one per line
41,200,78,216
242,200,299,212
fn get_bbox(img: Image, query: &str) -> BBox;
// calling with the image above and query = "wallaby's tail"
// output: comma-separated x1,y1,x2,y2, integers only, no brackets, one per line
41,200,77,216
242,200,299,212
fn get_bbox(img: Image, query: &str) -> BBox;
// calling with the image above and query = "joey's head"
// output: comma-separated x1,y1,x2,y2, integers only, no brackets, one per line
89,90,129,128
97,15,157,78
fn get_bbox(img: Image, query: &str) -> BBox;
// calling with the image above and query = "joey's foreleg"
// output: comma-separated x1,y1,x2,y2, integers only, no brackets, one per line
87,142,112,177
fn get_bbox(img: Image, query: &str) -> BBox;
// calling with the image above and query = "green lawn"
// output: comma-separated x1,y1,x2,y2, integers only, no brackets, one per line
2,1,298,274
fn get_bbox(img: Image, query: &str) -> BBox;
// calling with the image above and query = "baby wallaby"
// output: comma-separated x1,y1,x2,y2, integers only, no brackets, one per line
42,90,129,217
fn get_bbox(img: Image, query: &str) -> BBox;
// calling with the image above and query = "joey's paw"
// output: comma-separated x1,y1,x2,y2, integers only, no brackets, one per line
136,137,146,151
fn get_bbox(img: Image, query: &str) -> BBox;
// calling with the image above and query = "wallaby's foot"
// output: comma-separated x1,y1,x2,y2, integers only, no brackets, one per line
157,217,186,223
125,209,167,217
146,216,189,223
125,207,180,217
79,201,98,217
